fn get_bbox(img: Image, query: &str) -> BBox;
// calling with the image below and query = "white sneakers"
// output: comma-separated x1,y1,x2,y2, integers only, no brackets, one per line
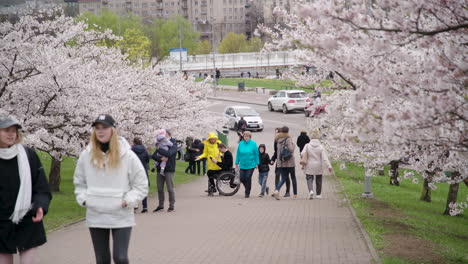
273,190,280,200
309,191,322,199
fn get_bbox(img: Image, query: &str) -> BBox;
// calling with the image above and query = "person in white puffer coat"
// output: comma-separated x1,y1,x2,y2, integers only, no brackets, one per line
73,114,148,264
300,128,332,200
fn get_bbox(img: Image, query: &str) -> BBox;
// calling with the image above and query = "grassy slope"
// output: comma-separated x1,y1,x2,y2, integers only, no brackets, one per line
38,152,198,232
334,162,468,264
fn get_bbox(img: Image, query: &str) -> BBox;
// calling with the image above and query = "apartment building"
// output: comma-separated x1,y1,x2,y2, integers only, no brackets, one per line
74,0,316,45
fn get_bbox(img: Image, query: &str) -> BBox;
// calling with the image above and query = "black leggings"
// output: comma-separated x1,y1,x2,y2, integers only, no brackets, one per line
207,170,221,193
89,227,132,264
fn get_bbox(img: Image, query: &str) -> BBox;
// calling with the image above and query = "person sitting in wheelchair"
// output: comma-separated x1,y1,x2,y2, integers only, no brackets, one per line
210,143,236,188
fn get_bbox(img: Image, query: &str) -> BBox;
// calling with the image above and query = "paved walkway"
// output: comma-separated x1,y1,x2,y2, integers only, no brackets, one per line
38,172,376,264
36,91,379,264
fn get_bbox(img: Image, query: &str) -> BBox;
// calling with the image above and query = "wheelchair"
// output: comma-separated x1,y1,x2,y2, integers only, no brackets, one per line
215,170,240,196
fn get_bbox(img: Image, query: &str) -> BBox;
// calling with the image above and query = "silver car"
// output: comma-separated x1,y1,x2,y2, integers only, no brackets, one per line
267,90,310,114
223,106,264,132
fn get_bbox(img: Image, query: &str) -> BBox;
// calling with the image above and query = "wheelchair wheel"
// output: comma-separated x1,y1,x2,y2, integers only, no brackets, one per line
216,171,240,196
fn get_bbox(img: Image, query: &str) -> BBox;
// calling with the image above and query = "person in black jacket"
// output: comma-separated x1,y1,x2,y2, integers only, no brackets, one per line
184,136,195,174
270,127,290,197
152,130,177,213
131,137,150,213
0,116,52,263
296,130,310,153
211,143,233,172
191,139,203,175
258,144,270,197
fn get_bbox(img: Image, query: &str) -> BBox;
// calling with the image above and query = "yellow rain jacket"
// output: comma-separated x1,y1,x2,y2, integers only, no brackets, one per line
198,132,222,171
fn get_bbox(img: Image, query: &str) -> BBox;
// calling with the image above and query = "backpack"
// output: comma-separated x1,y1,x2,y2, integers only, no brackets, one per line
279,138,292,161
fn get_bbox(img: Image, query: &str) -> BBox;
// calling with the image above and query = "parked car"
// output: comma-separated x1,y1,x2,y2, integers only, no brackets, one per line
223,106,264,132
267,90,310,114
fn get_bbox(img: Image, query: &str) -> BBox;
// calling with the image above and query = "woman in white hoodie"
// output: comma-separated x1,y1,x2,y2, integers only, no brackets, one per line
300,128,332,200
73,115,148,264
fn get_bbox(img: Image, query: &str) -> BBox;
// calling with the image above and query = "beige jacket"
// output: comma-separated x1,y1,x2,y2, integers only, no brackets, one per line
275,133,295,168
300,139,332,175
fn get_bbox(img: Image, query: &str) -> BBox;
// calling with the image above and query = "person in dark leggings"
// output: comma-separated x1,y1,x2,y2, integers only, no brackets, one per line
74,115,148,264
235,131,259,198
270,127,290,196
89,228,132,264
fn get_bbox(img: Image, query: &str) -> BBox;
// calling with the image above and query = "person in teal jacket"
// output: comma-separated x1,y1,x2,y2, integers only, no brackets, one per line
235,131,260,198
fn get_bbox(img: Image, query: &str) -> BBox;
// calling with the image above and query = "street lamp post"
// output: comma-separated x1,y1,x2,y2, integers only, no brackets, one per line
211,19,217,96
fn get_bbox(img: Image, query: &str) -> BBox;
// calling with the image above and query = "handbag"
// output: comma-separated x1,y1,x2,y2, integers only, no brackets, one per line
233,167,240,185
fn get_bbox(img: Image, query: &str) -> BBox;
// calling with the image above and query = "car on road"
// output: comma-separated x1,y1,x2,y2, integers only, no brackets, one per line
223,106,264,132
267,90,310,114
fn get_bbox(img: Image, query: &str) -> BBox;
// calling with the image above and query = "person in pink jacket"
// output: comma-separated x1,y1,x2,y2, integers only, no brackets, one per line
300,128,332,199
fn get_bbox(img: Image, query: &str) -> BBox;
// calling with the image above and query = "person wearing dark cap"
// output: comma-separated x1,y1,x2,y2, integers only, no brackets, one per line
73,114,148,264
0,115,52,264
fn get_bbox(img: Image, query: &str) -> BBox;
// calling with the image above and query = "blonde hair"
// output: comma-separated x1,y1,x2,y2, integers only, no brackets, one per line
243,131,252,138
310,128,321,139
90,127,121,169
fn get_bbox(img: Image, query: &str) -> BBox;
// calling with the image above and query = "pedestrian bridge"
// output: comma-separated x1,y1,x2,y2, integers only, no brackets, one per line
159,51,306,76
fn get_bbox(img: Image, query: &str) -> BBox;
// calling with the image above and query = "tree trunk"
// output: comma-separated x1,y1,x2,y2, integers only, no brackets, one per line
48,157,61,192
420,178,432,202
443,171,460,215
389,160,400,186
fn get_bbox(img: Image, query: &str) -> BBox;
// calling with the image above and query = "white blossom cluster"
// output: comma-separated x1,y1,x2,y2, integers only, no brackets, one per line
0,11,223,159
263,0,467,214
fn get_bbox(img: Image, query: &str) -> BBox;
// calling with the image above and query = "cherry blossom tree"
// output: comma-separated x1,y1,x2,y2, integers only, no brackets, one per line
263,0,467,215
0,10,222,191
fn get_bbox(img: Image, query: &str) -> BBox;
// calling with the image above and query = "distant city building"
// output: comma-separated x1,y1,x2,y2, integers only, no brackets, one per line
1,0,315,46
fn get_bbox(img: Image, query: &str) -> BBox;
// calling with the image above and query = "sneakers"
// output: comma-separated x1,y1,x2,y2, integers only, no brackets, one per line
245,194,250,198
141,208,148,213
316,195,322,199
293,194,297,199
258,193,264,197
284,192,290,198
309,191,314,200
167,207,175,212
153,206,164,212
266,187,270,195
273,190,280,200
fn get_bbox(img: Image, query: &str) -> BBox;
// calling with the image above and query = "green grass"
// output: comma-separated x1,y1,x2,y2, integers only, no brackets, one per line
196,77,335,91
334,162,468,264
38,152,199,232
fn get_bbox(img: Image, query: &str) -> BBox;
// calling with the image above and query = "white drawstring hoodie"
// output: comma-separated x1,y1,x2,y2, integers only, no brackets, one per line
73,137,148,228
